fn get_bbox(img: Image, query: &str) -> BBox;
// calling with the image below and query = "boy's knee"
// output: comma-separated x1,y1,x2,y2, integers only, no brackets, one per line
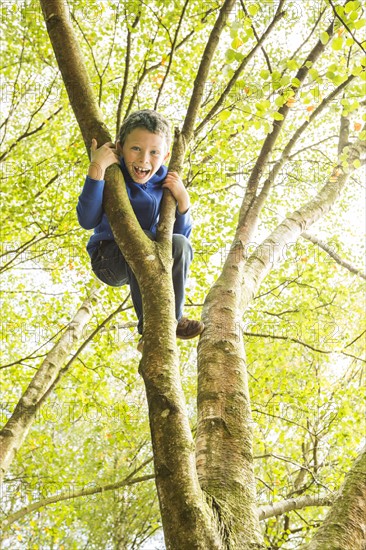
172,234,193,260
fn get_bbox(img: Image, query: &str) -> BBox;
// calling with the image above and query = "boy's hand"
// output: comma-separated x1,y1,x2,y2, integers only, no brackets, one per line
162,172,190,214
87,138,120,180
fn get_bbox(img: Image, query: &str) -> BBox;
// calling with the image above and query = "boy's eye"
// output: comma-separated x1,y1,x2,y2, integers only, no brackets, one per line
151,150,160,156
132,146,140,151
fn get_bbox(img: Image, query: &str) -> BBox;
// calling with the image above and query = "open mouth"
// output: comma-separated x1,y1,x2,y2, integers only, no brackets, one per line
133,166,150,179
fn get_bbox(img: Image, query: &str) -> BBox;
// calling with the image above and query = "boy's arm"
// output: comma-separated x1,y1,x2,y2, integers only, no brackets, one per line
76,176,105,230
162,172,192,237
173,208,192,238
162,171,190,214
77,139,120,230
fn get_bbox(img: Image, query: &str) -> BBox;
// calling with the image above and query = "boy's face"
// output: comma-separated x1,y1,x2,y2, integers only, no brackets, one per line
117,127,170,184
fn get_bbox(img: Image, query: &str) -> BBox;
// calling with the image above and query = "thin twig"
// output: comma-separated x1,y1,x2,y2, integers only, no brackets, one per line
328,0,366,53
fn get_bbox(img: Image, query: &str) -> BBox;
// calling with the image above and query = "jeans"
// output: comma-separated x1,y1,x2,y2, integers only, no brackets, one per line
90,231,193,334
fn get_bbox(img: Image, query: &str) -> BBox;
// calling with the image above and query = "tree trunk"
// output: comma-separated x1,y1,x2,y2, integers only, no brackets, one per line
197,261,264,549
302,447,366,550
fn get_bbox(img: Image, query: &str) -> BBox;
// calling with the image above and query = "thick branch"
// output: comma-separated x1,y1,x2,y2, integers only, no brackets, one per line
1,478,335,528
241,128,365,309
39,0,110,150
181,0,237,146
256,74,356,212
195,0,286,136
237,18,336,242
2,469,154,528
157,0,237,243
258,493,335,521
0,287,99,482
39,1,228,546
196,118,363,548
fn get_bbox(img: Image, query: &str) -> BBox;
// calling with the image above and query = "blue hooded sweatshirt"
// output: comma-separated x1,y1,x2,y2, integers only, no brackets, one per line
77,159,192,257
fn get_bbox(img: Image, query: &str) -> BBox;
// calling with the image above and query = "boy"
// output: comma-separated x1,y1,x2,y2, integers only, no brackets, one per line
77,109,204,350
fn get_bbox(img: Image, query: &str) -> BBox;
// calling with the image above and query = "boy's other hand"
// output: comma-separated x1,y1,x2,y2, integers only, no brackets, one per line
88,138,120,180
162,171,190,214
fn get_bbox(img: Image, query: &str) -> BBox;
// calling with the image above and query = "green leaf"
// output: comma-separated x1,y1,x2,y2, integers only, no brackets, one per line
332,36,343,50
291,77,301,87
225,48,236,63
248,4,259,16
353,18,366,29
231,37,243,50
345,1,356,13
272,112,285,121
275,95,285,107
309,68,319,80
218,110,231,121
255,100,270,112
286,59,299,71
280,75,291,87
260,69,270,80
353,159,361,169
320,31,330,45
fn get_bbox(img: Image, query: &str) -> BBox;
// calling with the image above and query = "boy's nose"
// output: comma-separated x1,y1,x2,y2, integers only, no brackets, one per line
139,151,149,164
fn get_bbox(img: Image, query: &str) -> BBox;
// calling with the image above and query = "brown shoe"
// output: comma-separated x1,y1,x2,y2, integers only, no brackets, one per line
176,317,204,340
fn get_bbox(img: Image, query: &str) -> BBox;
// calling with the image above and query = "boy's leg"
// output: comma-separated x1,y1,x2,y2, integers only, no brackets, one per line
172,234,193,321
91,241,129,286
91,240,143,333
172,234,204,339
124,232,193,337
138,234,202,351
91,235,203,342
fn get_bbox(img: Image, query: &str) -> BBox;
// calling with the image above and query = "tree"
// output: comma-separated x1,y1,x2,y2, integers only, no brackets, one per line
1,0,365,548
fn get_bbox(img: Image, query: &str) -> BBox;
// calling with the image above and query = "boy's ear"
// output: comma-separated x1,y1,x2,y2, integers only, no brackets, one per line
163,150,171,162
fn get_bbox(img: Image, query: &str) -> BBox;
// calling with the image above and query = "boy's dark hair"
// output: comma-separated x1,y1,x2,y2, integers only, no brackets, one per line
117,109,171,149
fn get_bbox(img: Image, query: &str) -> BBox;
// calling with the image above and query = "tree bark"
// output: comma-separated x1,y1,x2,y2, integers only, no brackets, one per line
40,0,110,150
302,447,366,550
